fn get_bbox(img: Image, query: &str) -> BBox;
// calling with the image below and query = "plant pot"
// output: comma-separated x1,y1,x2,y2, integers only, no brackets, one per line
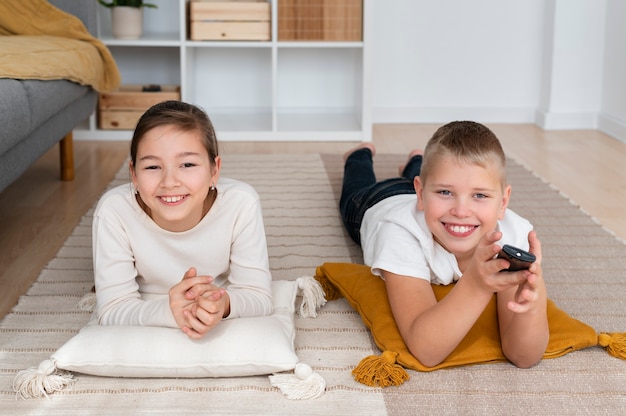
111,6,143,40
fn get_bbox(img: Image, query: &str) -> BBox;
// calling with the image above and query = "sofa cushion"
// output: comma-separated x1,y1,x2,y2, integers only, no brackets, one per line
0,79,30,155
0,79,91,155
22,79,91,133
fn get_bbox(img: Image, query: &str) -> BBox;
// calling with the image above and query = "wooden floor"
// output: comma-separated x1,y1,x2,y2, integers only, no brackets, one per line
1,124,625,320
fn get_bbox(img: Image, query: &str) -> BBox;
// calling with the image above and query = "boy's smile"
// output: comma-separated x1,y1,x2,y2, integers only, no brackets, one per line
415,156,510,268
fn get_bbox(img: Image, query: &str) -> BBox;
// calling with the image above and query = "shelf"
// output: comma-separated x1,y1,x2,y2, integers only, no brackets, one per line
100,33,181,47
185,41,273,49
80,0,371,142
277,41,364,48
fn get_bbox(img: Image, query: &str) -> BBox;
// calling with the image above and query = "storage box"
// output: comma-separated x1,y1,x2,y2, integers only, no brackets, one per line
98,85,181,130
278,0,362,41
189,1,271,41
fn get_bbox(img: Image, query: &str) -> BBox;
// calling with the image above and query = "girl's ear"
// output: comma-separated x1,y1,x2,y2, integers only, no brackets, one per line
211,155,222,183
414,176,425,210
129,160,137,187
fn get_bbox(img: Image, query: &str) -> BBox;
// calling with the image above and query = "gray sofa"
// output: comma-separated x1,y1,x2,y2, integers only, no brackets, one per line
0,1,98,193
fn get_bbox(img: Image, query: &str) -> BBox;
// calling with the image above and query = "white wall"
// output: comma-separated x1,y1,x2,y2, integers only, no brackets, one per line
598,0,626,141
536,0,605,130
371,0,545,123
370,0,626,142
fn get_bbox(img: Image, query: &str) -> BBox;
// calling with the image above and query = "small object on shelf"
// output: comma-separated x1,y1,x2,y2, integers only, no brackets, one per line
189,1,271,41
278,0,363,41
142,84,162,92
97,0,158,40
98,85,181,130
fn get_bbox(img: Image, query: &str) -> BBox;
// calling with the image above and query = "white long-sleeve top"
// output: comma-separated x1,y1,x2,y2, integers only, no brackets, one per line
92,177,273,327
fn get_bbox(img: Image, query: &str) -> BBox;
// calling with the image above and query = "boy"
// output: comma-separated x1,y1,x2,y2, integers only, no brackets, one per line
339,121,548,368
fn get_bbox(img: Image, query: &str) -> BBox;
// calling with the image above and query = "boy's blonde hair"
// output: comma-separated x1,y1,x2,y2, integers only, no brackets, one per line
420,121,507,189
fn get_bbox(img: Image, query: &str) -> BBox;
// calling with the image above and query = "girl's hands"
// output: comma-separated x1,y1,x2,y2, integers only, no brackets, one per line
169,267,209,331
169,267,231,339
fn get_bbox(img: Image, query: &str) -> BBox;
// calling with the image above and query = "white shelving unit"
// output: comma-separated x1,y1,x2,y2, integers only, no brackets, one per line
76,0,372,142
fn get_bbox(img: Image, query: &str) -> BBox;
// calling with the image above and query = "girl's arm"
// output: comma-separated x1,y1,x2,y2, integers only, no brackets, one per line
216,190,272,319
93,213,179,328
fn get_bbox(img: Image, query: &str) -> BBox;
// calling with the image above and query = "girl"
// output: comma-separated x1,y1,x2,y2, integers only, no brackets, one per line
93,100,272,340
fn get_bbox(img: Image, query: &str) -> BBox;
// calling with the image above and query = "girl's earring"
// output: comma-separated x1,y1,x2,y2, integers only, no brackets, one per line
210,184,216,191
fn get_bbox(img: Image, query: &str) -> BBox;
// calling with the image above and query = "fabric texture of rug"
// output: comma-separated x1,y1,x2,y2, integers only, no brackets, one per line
1,153,625,415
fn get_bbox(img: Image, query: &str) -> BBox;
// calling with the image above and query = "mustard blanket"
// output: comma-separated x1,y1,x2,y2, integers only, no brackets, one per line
0,0,120,92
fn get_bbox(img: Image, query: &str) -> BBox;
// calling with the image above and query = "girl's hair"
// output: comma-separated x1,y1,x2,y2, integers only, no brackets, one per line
130,100,219,168
420,121,507,189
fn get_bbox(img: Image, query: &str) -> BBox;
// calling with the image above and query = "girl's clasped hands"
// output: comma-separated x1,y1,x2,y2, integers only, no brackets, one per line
170,267,230,339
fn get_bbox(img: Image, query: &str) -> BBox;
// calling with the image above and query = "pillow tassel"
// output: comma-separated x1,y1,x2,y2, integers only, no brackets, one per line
13,359,74,399
269,363,326,400
77,291,97,312
352,350,409,387
598,332,626,359
313,267,342,301
297,275,327,318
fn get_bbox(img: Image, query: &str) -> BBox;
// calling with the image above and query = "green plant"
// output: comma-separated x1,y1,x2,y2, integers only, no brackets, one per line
97,0,157,8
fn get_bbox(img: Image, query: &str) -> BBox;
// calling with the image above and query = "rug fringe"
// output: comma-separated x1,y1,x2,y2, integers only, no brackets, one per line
269,363,326,400
13,359,74,399
296,276,326,318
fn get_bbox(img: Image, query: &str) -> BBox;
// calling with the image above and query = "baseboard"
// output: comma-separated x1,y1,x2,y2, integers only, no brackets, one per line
597,112,626,144
534,110,597,130
373,106,536,124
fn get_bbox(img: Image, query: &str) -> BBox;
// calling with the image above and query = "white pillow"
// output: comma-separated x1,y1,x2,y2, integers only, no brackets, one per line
51,280,299,378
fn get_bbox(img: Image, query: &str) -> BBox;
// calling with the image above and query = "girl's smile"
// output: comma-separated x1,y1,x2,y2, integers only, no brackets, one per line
159,194,188,204
131,125,221,232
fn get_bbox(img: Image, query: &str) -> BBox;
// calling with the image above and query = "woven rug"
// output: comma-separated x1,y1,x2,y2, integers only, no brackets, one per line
1,153,625,415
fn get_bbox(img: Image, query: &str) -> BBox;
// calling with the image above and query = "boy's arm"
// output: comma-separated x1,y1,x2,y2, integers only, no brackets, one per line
496,231,549,368
384,270,495,368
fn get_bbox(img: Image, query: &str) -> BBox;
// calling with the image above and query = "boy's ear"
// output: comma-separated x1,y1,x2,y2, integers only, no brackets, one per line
414,176,424,210
499,184,512,219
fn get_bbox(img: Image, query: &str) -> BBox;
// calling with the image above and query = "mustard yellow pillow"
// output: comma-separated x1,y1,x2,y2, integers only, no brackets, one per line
314,262,625,387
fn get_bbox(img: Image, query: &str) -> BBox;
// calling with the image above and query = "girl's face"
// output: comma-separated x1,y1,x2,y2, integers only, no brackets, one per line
131,125,220,232
414,155,510,268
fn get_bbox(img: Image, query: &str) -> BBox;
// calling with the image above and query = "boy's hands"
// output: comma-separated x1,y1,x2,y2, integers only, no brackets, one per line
465,230,529,293
506,231,545,314
169,267,231,339
496,230,548,368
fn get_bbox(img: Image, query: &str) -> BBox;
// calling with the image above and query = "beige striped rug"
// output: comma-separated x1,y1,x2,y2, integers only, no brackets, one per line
1,153,625,415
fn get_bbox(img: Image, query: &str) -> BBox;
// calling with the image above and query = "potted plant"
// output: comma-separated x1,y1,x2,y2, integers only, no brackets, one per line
97,0,158,40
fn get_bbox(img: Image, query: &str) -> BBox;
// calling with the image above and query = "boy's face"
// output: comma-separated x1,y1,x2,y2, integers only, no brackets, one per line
414,155,510,264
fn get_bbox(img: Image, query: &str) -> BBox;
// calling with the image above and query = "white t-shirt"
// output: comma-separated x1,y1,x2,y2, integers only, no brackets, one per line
360,195,533,285
92,177,272,327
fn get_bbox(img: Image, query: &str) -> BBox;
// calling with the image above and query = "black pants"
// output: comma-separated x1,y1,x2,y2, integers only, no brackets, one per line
339,148,422,245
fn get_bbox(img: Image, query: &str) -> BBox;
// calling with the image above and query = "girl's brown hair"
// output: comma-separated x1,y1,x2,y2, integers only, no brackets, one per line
130,100,219,168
